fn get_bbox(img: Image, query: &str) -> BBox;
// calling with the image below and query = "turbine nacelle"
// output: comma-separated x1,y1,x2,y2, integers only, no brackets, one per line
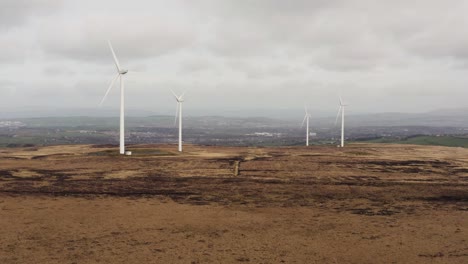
335,96,349,126
304,105,310,117
339,96,348,107
170,88,186,103
301,105,310,128
100,42,129,107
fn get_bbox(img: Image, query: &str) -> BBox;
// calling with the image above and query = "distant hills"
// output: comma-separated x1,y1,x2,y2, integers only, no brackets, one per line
322,109,468,127
0,107,467,128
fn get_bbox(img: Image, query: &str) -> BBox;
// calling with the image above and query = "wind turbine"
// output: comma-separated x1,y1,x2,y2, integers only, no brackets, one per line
100,41,129,155
170,89,186,152
335,96,348,147
301,106,311,146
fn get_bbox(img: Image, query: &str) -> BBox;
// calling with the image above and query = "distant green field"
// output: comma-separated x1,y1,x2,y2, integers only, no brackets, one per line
360,135,468,148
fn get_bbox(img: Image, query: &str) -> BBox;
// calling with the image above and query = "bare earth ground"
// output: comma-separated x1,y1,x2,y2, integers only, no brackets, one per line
0,143,467,263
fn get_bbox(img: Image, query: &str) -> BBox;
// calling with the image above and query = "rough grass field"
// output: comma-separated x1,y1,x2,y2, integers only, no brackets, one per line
0,143,467,263
361,135,468,148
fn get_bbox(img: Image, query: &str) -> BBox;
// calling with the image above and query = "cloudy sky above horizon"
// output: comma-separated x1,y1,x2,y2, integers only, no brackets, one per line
1,0,468,117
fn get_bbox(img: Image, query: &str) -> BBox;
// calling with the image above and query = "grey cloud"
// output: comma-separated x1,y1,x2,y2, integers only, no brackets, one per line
39,15,196,63
385,78,467,97
370,1,468,62
43,65,75,76
177,58,217,74
226,60,303,80
0,42,25,63
1,0,468,115
0,81,17,95
0,29,29,64
313,40,391,72
192,0,338,19
191,2,385,72
191,1,340,58
0,0,62,28
406,25,468,61
246,65,297,80
193,0,468,71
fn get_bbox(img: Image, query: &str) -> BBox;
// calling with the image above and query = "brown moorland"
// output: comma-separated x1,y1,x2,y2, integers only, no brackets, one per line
0,143,467,263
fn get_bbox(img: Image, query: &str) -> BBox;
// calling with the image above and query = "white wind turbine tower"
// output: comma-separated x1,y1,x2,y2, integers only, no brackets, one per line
100,41,130,155
301,106,311,146
170,89,186,152
335,96,348,147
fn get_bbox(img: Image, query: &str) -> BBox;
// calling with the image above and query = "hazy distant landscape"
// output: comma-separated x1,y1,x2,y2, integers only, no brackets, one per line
1,108,468,148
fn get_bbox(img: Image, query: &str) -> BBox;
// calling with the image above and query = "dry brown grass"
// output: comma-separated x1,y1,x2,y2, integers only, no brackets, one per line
0,143,467,263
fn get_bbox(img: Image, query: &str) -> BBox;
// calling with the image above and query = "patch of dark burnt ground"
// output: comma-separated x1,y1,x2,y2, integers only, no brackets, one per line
348,208,399,216
323,159,457,174
32,169,71,181
422,195,468,202
0,170,14,179
90,144,117,148
1,175,467,209
0,169,63,181
365,160,452,167
1,169,71,181
2,156,25,160
454,168,468,173
31,154,74,160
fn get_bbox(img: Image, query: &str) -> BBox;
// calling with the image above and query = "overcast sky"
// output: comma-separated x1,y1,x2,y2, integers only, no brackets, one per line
1,0,468,118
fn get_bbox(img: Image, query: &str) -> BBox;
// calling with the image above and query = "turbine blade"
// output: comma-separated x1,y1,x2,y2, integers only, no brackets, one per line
169,88,179,101
180,88,189,100
339,96,343,106
108,40,121,72
99,74,120,106
334,106,342,126
174,102,179,126
304,105,308,115
300,114,307,128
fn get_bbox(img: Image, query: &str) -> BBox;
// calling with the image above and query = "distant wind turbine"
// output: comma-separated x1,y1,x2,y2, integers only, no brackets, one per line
170,89,186,152
335,96,348,147
100,41,130,155
301,106,311,146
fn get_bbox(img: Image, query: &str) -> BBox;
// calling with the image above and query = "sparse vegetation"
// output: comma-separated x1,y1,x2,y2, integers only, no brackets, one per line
359,135,468,148
1,144,467,263
88,148,175,157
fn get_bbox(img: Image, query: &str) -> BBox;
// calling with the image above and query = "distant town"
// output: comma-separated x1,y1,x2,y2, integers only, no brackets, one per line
1,115,467,148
